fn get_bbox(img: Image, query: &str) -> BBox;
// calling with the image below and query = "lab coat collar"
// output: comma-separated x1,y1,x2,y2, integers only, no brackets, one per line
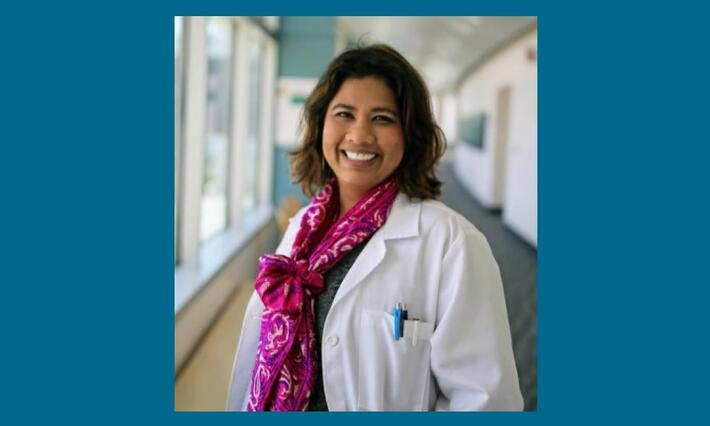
380,192,421,240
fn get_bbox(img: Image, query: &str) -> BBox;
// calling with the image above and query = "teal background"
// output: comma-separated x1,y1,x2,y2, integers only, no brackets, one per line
278,17,337,78
1,0,709,424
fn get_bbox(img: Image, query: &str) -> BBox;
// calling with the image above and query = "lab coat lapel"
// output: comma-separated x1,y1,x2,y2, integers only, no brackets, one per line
330,192,421,309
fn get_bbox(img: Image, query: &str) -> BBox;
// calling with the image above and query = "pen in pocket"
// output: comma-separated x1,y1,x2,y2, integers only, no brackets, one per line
392,303,402,340
392,302,408,341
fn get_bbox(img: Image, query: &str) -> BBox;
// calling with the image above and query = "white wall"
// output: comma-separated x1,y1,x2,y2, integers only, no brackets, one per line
437,92,459,163
453,27,537,246
440,93,459,144
275,77,317,147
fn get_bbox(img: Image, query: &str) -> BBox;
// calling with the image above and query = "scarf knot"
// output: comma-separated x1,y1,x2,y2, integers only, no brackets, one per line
255,254,324,315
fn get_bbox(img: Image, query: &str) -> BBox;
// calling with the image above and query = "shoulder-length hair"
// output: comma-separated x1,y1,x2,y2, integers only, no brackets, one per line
290,44,446,199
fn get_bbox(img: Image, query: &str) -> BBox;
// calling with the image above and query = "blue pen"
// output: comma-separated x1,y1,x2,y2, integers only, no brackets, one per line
393,303,402,340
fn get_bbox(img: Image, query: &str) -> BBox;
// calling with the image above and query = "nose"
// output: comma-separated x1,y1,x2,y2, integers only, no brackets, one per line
346,120,375,145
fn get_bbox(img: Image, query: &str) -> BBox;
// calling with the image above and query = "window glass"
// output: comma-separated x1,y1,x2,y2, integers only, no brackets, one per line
241,37,262,211
201,18,232,242
174,16,184,262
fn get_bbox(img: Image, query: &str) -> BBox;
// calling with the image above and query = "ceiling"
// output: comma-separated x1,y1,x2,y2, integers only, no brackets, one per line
336,17,537,94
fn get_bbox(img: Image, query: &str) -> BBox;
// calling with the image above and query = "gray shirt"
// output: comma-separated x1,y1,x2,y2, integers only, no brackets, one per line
307,237,371,411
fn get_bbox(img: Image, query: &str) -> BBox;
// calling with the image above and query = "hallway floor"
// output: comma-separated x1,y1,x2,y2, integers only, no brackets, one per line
439,160,538,411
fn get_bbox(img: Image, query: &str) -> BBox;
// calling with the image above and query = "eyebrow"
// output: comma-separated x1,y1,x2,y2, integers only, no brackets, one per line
332,103,399,117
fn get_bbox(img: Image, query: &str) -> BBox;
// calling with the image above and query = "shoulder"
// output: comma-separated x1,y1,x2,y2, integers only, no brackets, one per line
289,205,309,226
275,205,309,255
385,194,491,261
415,198,486,244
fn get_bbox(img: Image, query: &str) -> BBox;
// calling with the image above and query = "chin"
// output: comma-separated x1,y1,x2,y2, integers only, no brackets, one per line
338,174,382,190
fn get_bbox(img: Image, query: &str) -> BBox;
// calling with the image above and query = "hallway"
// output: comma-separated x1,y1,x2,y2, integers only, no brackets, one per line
439,160,538,410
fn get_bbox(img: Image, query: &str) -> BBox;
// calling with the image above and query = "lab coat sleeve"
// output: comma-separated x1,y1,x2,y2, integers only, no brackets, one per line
429,228,524,411
225,209,304,410
225,291,264,411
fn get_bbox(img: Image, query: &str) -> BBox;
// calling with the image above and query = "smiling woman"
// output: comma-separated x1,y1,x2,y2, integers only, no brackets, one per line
227,44,523,412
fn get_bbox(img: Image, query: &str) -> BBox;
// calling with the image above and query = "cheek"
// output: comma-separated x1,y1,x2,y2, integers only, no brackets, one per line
322,120,340,150
383,130,405,161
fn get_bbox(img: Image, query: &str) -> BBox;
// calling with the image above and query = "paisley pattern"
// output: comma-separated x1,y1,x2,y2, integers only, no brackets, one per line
246,177,398,411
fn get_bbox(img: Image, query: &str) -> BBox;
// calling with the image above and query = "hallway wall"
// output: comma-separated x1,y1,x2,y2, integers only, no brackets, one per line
454,27,537,246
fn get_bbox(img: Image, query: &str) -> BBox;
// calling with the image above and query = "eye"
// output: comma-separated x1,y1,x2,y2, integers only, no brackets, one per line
373,115,395,123
334,111,354,119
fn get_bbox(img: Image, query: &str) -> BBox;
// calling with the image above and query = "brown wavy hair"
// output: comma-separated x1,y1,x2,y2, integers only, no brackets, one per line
290,44,446,199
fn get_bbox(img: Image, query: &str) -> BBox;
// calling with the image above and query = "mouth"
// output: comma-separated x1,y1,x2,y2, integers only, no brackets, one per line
340,149,380,167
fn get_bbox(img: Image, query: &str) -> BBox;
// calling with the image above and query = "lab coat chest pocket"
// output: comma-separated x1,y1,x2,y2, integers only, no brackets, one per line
357,309,431,411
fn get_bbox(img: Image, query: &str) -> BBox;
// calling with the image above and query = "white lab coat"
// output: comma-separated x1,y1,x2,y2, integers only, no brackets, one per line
227,192,524,411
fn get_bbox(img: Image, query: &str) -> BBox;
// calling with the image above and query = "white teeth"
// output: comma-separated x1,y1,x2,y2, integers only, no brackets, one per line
344,150,377,161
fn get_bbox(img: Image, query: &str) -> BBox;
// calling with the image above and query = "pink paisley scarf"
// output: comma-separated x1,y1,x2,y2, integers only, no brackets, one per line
246,177,398,411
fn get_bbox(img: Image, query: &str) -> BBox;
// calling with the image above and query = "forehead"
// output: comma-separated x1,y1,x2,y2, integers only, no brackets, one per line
329,76,398,109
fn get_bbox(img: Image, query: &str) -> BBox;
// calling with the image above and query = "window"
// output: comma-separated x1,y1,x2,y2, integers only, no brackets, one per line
174,16,184,263
201,18,233,242
175,16,277,315
175,17,276,266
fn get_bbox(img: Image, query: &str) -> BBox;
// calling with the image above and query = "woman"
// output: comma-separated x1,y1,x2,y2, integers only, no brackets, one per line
227,44,523,411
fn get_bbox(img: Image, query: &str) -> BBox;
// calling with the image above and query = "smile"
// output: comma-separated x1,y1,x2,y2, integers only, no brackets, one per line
342,150,378,162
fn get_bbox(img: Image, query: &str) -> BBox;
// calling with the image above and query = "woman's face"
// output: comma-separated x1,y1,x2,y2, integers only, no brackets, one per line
322,76,405,196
